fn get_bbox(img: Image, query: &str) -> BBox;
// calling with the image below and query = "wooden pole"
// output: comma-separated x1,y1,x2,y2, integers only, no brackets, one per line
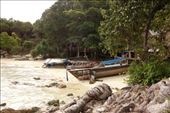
66,68,69,81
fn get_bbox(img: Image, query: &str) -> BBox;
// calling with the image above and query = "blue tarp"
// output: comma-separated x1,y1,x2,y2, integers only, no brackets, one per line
101,57,126,65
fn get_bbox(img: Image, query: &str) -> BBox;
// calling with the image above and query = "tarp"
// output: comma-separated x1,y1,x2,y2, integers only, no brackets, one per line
101,57,126,65
45,58,67,65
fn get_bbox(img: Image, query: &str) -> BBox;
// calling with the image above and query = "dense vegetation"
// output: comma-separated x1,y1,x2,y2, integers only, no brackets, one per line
0,32,21,54
0,18,41,54
0,0,170,85
99,0,170,85
31,0,109,58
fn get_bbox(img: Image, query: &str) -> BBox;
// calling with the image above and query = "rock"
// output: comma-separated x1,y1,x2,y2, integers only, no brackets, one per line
117,103,135,113
47,106,59,112
0,103,6,106
23,83,35,86
60,101,66,104
58,84,67,88
31,107,40,112
45,82,59,87
11,81,19,85
146,99,170,113
61,83,112,113
121,86,132,90
0,108,35,113
48,100,60,106
33,77,40,80
67,93,73,96
46,79,170,113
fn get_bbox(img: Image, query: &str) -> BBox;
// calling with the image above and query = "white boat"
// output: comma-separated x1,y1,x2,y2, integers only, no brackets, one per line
43,58,68,68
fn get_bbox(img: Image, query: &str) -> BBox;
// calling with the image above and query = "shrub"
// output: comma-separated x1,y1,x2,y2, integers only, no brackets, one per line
31,49,39,58
127,60,170,86
31,39,52,58
23,40,32,50
0,32,21,54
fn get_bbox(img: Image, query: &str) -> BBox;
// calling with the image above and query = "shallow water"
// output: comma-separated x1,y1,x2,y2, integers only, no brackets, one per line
0,58,127,110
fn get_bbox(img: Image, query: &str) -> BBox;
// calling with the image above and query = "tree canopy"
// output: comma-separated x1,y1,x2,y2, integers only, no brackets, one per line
99,0,170,58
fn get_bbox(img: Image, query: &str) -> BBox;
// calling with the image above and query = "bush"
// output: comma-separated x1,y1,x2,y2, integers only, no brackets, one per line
127,60,170,86
31,49,39,58
0,32,21,54
23,40,32,50
31,39,52,58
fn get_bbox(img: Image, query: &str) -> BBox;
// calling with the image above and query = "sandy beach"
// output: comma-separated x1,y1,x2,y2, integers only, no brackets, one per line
0,58,128,110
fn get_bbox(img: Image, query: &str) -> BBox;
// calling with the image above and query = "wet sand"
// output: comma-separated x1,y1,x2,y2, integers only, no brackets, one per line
0,58,128,110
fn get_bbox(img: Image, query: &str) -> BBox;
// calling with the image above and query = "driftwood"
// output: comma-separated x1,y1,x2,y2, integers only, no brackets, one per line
55,79,170,113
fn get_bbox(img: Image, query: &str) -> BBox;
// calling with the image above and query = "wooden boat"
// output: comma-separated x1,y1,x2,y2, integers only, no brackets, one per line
68,64,129,80
66,60,99,69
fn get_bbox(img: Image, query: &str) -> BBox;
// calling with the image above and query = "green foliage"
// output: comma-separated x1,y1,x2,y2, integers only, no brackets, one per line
99,0,170,56
128,60,170,85
33,0,109,58
0,18,42,54
0,32,21,54
31,39,53,58
0,18,33,40
23,40,33,50
31,49,39,58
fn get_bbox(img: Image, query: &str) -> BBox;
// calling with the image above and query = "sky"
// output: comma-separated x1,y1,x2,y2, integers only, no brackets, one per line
1,1,57,23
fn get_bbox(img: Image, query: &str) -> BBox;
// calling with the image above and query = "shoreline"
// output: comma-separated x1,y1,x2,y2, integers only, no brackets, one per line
0,58,128,110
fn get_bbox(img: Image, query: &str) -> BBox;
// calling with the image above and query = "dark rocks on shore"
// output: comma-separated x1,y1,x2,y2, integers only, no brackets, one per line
67,93,74,96
45,82,67,88
0,107,39,113
33,77,40,80
58,84,67,88
55,79,170,113
60,101,66,105
23,83,35,86
11,81,19,85
47,106,59,112
0,103,6,106
2,79,170,113
45,82,59,87
31,107,40,112
48,99,60,106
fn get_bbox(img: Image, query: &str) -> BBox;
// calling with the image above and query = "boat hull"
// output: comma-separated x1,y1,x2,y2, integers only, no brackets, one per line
68,65,128,80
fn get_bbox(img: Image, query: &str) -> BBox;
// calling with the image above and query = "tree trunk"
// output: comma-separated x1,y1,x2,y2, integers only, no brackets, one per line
69,44,72,57
143,0,169,52
144,17,152,51
84,48,87,58
77,45,80,58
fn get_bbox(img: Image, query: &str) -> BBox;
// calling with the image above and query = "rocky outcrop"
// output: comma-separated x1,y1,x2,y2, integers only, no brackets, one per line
61,83,112,113
0,107,39,113
56,79,170,113
1,79,170,113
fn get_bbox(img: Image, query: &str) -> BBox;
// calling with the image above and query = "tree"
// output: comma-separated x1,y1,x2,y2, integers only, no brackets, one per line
33,0,109,58
99,0,144,55
99,0,170,57
0,32,21,54
23,40,33,51
31,39,53,58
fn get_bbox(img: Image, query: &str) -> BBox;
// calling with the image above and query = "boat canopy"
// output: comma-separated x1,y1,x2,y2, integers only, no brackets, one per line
101,57,126,65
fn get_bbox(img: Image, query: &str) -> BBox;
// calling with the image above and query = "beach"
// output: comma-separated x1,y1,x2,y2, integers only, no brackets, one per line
0,58,128,110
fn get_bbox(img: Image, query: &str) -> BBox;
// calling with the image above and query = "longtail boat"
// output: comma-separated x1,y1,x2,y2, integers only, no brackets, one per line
68,59,129,80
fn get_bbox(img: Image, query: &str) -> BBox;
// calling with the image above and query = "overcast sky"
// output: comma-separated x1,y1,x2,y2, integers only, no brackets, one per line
1,1,56,23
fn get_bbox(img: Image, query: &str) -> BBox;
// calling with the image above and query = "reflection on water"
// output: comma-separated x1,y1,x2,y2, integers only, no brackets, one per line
1,59,127,110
